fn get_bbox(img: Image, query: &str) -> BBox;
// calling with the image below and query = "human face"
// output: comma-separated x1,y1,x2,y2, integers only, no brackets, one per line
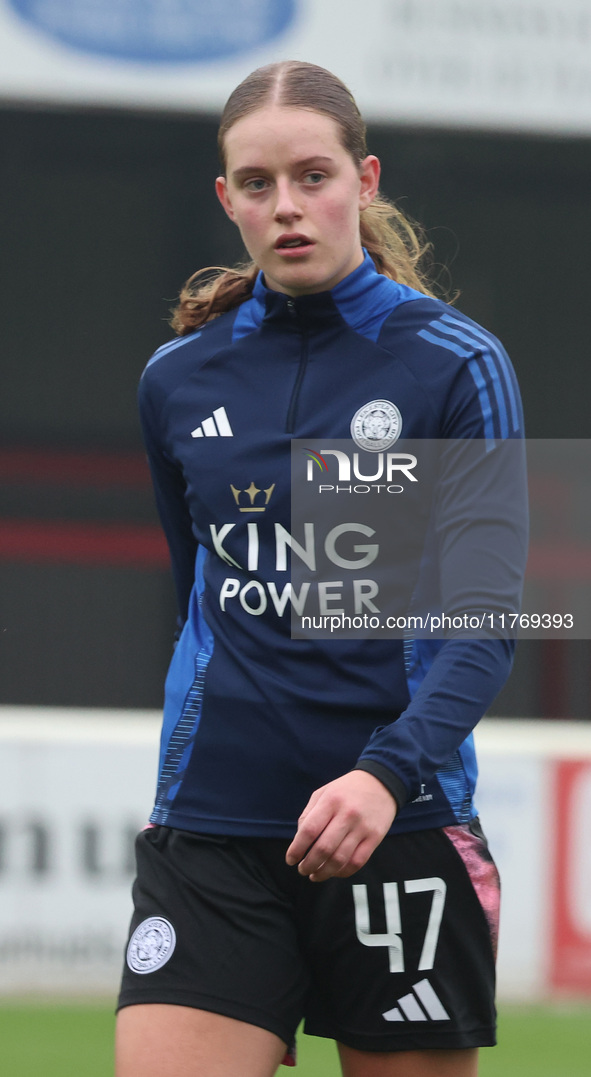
215,106,380,296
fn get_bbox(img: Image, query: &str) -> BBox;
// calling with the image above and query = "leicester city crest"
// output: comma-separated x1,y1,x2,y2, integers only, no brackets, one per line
350,399,402,451
126,917,176,975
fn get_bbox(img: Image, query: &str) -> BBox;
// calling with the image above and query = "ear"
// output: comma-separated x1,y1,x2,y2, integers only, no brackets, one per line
358,155,381,211
215,176,236,222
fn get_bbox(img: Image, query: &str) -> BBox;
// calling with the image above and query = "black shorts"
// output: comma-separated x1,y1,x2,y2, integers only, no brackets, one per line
118,820,499,1054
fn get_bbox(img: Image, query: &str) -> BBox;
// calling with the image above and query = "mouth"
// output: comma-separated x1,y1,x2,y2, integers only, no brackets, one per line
275,234,314,253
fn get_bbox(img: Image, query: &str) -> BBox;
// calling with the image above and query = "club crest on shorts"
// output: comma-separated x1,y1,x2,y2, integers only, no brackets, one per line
350,400,402,451
126,917,176,975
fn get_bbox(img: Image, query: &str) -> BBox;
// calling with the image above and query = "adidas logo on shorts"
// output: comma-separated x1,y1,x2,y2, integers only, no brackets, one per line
382,978,450,1022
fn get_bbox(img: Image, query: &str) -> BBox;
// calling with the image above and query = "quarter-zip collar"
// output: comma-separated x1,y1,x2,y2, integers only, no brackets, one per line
232,250,423,343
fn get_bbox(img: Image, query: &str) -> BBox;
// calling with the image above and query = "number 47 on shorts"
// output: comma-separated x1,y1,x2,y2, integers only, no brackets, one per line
353,876,446,973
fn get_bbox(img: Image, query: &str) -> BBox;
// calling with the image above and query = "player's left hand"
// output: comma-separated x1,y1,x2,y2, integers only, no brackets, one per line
285,770,397,882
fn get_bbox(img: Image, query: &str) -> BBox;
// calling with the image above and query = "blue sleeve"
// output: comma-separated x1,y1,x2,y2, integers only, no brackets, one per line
356,637,515,807
138,373,198,627
356,328,528,806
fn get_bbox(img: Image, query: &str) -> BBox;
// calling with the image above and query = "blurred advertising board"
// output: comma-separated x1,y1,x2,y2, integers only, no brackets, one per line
1,709,591,997
0,709,159,993
0,1,590,134
476,721,591,999
551,760,591,992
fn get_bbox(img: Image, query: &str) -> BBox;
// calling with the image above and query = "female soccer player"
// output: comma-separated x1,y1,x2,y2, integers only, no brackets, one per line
116,61,526,1077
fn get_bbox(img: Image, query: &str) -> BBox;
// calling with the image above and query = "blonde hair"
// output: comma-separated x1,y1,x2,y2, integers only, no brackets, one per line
172,61,437,335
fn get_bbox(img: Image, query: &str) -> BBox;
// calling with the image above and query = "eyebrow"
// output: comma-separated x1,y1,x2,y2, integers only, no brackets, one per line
230,156,334,181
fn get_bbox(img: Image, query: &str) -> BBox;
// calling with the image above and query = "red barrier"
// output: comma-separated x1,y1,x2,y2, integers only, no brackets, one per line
551,760,591,992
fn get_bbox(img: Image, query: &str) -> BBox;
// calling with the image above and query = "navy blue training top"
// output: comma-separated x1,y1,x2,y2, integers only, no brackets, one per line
139,252,527,837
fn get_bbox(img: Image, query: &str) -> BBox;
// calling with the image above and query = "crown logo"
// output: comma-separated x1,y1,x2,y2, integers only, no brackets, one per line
230,482,276,513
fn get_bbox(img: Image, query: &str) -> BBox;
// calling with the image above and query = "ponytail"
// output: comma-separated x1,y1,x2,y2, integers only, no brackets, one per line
170,263,258,335
360,195,436,296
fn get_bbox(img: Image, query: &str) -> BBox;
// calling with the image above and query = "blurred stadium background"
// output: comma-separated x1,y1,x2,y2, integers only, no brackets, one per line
1,1,590,1072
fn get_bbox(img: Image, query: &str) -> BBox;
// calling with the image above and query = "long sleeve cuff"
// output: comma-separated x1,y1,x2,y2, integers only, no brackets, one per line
354,760,409,811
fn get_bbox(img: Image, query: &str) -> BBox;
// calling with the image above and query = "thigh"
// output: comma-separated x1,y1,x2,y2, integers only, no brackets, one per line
115,1004,286,1077
300,820,499,1054
338,1044,478,1077
118,827,309,1051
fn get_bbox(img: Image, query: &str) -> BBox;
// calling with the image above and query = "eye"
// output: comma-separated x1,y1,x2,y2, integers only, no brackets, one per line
243,177,269,192
303,172,325,185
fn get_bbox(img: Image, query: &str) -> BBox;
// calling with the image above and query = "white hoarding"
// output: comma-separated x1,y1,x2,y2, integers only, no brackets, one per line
475,752,550,998
0,1,590,134
475,720,591,999
1,709,591,997
0,709,159,993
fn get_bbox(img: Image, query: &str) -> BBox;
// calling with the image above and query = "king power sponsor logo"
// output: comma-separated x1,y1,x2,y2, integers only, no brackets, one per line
210,441,425,623
212,519,383,620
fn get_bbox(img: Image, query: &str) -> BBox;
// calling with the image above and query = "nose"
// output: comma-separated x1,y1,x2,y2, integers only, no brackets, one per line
273,179,302,222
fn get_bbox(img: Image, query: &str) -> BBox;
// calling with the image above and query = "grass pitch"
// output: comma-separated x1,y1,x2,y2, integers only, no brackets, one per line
0,1000,589,1076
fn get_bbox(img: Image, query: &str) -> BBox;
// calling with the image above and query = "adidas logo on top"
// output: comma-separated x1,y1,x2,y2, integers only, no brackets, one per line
191,407,233,438
382,978,450,1023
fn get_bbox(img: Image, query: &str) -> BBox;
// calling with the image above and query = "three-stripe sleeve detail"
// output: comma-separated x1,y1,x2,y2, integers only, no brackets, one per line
418,314,521,441
142,331,202,375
